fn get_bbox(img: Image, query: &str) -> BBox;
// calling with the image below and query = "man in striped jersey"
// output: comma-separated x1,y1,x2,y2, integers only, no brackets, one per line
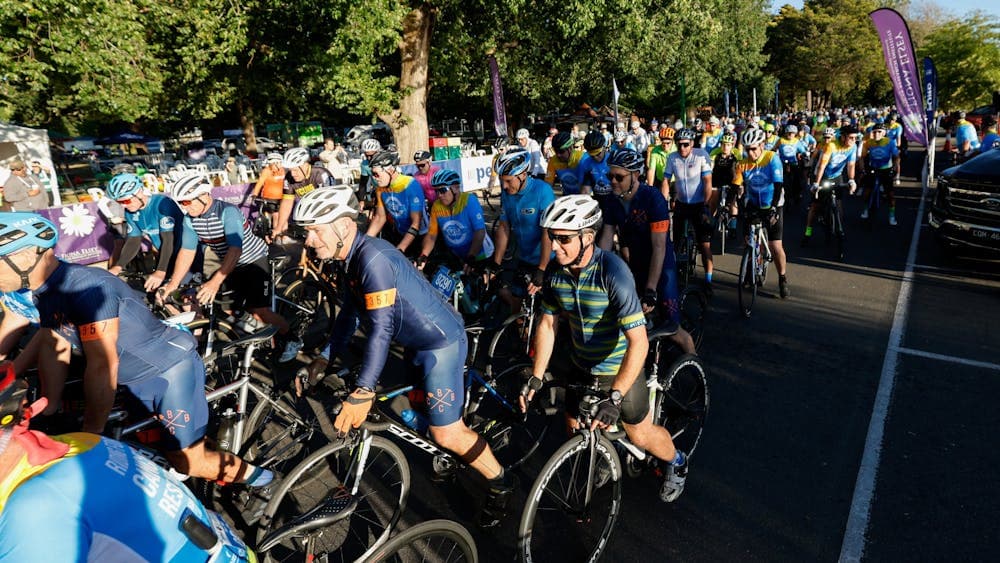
161,175,302,363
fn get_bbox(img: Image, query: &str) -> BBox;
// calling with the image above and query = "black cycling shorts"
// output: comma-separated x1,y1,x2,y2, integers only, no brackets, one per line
548,354,650,425
672,202,713,245
744,206,784,242
224,260,271,310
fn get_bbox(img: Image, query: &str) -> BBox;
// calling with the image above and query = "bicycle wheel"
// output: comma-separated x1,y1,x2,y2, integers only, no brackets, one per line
654,354,709,459
368,519,478,563
242,391,332,475
258,435,410,563
464,363,548,471
678,287,707,351
737,245,756,318
278,278,338,354
184,319,242,385
518,432,622,563
485,314,531,375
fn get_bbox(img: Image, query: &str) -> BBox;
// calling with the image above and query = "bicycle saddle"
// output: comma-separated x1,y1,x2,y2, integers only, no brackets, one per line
647,320,680,340
218,325,279,356
256,490,359,552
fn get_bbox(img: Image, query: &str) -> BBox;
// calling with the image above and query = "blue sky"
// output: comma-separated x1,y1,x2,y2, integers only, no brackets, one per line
773,0,1000,20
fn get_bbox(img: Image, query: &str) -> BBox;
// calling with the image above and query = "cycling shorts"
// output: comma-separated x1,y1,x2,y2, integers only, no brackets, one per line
672,202,713,245
413,333,468,426
863,168,895,195
223,260,271,310
549,355,650,426
744,206,784,242
126,347,209,450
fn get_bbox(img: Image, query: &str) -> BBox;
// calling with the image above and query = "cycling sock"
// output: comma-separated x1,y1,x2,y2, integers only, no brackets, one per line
489,467,506,485
889,206,896,214
243,464,274,487
779,274,788,283
705,272,713,283
804,226,813,237
669,450,685,466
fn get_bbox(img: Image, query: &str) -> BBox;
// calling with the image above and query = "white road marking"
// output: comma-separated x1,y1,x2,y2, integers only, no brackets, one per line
894,346,1000,371
839,156,930,563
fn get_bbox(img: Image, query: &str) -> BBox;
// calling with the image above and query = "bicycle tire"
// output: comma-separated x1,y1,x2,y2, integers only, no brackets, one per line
242,391,328,475
464,362,548,471
485,313,531,375
517,432,622,563
184,318,242,385
257,435,410,563
678,287,707,352
367,519,478,563
278,278,338,355
275,265,320,294
655,354,709,459
737,245,755,318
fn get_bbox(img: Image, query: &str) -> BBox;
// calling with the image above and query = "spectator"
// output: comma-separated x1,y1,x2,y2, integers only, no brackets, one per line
224,157,241,185
29,160,52,188
318,138,348,167
516,128,545,178
542,127,558,160
3,160,48,211
412,150,441,203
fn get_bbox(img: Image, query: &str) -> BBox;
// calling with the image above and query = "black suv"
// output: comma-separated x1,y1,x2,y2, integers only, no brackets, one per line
929,149,1000,252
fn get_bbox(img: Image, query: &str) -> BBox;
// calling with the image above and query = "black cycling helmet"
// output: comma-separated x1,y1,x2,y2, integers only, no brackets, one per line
607,148,644,172
0,362,27,430
840,125,858,138
413,150,432,162
584,130,607,152
493,135,509,150
675,128,697,142
369,150,400,168
552,132,574,151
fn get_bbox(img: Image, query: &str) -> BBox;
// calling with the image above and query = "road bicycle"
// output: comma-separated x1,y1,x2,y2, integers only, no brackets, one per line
367,519,478,563
813,179,846,261
675,217,698,290
738,209,774,318
516,347,709,562
714,185,738,255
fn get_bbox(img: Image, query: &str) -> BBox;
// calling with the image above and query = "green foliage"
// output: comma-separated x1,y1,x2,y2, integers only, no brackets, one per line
917,12,1000,110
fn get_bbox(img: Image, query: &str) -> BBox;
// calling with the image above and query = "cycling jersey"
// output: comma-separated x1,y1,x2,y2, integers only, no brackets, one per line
648,145,676,183
886,122,904,145
664,149,712,204
0,290,38,324
498,177,555,265
703,131,723,153
124,194,184,250
576,152,612,195
428,192,495,260
710,150,740,187
818,141,857,180
981,131,1000,152
861,137,899,170
541,248,646,377
283,165,334,199
763,134,780,151
608,142,636,156
776,137,808,165
0,433,252,562
412,164,440,203
733,150,784,208
180,198,268,266
545,149,584,193
376,174,429,236
955,120,981,151
258,167,286,200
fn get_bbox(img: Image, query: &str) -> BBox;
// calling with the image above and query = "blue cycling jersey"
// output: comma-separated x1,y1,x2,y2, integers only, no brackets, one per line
0,433,252,562
776,138,808,164
803,134,817,151
734,150,785,209
0,290,38,324
499,177,555,265
377,174,429,236
955,121,981,151
125,194,184,250
180,199,268,266
325,234,466,391
428,192,494,260
576,152,612,195
703,132,723,153
862,138,899,169
819,142,857,180
981,132,1000,152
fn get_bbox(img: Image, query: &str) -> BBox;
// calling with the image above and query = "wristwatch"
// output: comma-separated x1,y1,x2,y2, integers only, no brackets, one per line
609,389,624,407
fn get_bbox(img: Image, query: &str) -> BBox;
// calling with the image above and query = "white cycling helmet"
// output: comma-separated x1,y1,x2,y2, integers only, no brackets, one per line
265,152,283,164
741,128,767,148
613,130,628,142
292,187,359,226
516,128,530,139
169,174,213,202
282,147,310,169
541,195,602,231
360,139,382,153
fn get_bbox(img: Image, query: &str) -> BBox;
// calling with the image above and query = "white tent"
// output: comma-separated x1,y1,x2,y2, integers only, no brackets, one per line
0,122,60,206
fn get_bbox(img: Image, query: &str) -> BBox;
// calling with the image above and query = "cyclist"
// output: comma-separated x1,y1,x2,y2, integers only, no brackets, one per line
953,111,981,160
412,150,441,204
812,127,837,180
519,195,689,502
763,123,779,150
980,118,999,153
647,126,676,195
516,128,546,178
0,365,255,561
416,169,494,271
291,188,515,528
610,130,636,156
710,132,742,231
885,113,905,169
273,147,335,240
161,175,302,363
601,149,695,354
0,213,273,486
544,131,584,195
732,128,790,299
103,173,187,292
486,135,511,194
702,116,724,153
249,152,287,235
803,125,858,256
859,122,901,225
664,128,715,294
577,130,613,196
365,149,429,254
358,138,383,208
776,125,809,205
492,148,555,311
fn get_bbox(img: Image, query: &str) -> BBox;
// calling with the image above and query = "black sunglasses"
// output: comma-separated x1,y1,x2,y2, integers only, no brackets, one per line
547,231,578,245
609,173,630,182
435,185,451,194
677,142,692,148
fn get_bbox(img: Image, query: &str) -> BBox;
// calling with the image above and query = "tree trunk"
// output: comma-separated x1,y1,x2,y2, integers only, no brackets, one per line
380,4,433,165
238,97,258,156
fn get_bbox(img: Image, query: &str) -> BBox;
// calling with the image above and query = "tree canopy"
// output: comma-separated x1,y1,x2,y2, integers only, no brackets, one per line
917,12,1000,110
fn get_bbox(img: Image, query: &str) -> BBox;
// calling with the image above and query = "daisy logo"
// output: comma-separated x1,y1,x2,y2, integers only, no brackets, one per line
58,204,97,237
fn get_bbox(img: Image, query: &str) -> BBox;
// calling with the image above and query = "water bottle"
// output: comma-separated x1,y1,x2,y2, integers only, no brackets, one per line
216,407,237,453
400,408,429,435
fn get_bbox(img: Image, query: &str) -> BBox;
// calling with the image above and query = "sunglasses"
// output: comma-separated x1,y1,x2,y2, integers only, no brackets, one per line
435,185,452,194
609,173,630,182
587,149,605,157
178,197,201,207
547,231,578,245
417,162,429,167
117,197,134,205
677,142,692,148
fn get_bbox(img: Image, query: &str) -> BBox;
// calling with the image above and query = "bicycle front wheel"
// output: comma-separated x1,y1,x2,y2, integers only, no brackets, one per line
465,363,548,471
655,354,709,459
368,519,478,563
737,245,756,318
518,432,622,563
258,435,410,563
678,287,707,352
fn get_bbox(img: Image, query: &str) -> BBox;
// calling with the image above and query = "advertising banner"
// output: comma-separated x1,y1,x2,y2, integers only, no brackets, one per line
923,56,938,143
488,56,507,137
870,8,927,146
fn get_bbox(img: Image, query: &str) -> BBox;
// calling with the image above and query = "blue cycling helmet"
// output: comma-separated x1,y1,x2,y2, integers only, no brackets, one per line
106,173,144,201
431,168,461,188
0,212,58,256
494,148,531,177
607,148,644,172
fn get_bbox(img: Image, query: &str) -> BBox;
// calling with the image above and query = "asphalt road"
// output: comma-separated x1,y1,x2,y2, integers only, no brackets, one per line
380,142,1000,562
